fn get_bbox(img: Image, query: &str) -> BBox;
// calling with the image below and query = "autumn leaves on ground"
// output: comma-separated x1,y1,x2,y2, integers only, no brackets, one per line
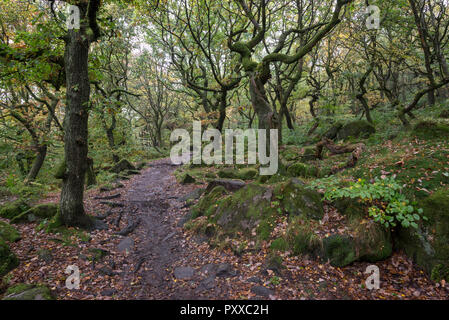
1,136,449,300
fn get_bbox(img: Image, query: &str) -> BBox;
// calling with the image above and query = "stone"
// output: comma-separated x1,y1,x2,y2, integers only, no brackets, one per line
2,284,54,300
117,237,134,253
0,199,30,219
111,159,136,173
0,238,19,276
174,266,195,280
0,221,21,242
251,286,273,297
336,120,375,140
205,179,245,193
275,178,324,220
10,203,58,224
322,234,357,267
180,173,196,184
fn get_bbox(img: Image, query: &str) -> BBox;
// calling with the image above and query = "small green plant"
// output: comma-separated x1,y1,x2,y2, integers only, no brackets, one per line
309,176,426,229
269,275,281,286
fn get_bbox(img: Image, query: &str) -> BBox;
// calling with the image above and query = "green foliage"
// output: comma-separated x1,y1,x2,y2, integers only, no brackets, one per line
309,176,426,229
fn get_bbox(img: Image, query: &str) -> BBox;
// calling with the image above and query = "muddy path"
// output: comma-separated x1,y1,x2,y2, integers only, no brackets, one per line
116,158,233,300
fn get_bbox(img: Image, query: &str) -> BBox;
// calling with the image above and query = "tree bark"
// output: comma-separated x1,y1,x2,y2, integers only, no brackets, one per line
59,3,96,229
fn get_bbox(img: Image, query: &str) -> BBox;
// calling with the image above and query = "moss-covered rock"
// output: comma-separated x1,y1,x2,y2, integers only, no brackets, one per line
0,238,19,277
180,173,196,184
322,234,357,267
323,121,344,140
287,162,319,178
10,203,59,224
412,121,449,139
0,221,21,242
274,178,324,220
283,218,322,257
2,284,54,300
213,184,276,240
0,199,30,220
336,120,376,140
439,110,449,119
281,145,302,161
301,146,317,162
237,168,258,180
332,197,367,221
218,168,258,181
54,159,67,179
352,221,392,262
395,188,449,281
191,186,228,219
217,169,236,179
111,159,136,173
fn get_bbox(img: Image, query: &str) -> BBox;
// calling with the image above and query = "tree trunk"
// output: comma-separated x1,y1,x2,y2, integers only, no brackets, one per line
249,74,279,130
59,8,94,229
26,145,47,182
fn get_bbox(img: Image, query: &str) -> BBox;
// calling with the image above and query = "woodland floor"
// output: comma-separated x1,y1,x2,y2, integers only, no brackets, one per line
3,158,449,300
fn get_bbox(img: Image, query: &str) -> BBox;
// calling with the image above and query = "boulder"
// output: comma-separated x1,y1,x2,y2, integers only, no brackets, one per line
218,168,258,180
111,159,136,173
336,120,375,140
301,146,317,161
287,162,319,178
0,199,30,219
180,173,196,184
213,184,275,239
0,221,21,242
205,179,245,193
0,238,19,276
439,110,449,119
395,189,449,281
10,203,58,224
2,284,54,300
412,121,449,139
274,178,324,220
322,234,357,267
333,197,367,221
191,186,228,219
323,122,344,140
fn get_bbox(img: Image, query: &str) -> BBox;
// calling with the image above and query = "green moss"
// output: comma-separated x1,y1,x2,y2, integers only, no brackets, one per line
352,221,392,262
301,146,317,161
191,186,228,219
287,162,319,178
0,199,30,219
10,203,59,224
211,184,277,240
274,178,324,220
5,283,34,295
285,220,322,257
322,235,357,267
180,173,196,184
270,238,288,252
333,197,367,221
336,120,376,140
431,264,449,282
0,221,21,242
87,248,109,262
412,121,449,139
2,284,54,300
0,238,19,277
54,159,66,179
396,188,449,281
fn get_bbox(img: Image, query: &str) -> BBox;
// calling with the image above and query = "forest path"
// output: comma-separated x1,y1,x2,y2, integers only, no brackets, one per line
116,158,233,300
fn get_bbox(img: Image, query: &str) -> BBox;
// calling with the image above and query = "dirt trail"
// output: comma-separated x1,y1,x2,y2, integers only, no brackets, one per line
116,158,231,300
